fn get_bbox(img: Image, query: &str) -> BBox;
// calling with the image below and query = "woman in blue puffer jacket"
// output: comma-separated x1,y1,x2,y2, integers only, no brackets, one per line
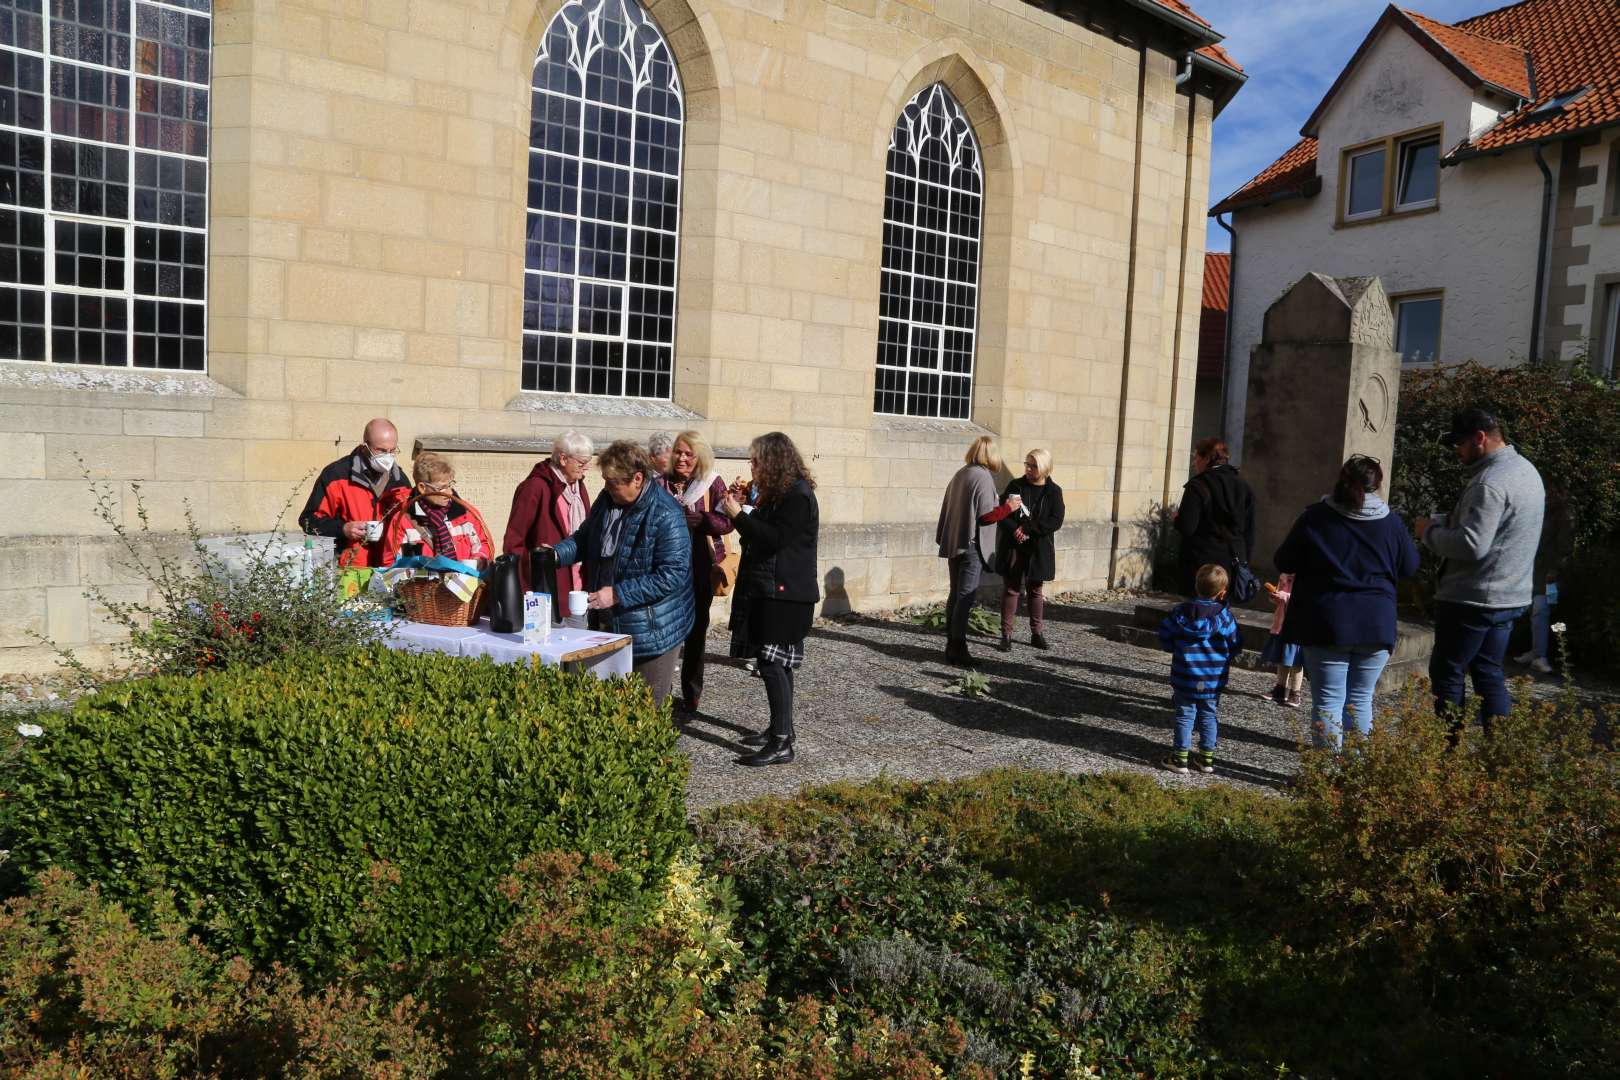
550,439,694,707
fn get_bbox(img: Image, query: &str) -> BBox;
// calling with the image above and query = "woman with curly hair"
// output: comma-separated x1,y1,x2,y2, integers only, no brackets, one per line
719,431,820,767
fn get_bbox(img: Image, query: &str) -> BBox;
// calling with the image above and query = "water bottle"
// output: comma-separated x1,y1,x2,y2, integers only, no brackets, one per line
302,538,315,583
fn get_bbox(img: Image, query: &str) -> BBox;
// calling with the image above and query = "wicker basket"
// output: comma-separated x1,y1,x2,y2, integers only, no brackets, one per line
395,576,485,627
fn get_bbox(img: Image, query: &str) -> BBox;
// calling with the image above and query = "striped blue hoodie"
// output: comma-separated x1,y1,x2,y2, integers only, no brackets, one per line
1158,598,1242,701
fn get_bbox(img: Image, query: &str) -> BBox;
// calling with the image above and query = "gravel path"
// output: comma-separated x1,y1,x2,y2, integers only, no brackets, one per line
678,595,1308,810
678,595,1620,811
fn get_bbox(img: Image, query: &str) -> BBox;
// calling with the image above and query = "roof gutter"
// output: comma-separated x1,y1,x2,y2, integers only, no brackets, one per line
1208,176,1320,218
1114,0,1222,44
1444,118,1620,165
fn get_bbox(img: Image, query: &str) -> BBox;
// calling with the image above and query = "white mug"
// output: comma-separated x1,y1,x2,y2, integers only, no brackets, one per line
567,590,589,618
364,519,384,542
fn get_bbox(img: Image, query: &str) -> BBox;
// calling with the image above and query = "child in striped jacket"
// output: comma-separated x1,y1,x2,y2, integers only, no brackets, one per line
1158,563,1243,775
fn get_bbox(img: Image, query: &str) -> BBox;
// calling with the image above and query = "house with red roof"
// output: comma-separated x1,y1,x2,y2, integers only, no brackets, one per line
1208,0,1620,457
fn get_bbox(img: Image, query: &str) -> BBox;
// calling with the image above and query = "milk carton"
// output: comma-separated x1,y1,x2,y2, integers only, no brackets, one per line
523,591,551,644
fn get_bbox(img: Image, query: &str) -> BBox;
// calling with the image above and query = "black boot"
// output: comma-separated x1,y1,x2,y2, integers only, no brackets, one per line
997,634,1012,653
1031,631,1049,651
738,737,795,766
739,729,771,748
952,639,980,668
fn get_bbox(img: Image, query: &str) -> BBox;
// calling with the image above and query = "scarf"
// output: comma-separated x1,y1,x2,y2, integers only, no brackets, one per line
420,503,456,557
670,471,721,510
550,462,587,534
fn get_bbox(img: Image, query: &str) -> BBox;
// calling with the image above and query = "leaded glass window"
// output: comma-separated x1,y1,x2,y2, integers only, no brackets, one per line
523,0,681,398
875,83,982,419
0,0,210,370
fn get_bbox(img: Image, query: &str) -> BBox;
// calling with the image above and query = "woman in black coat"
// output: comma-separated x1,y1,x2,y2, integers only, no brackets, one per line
988,448,1065,651
1175,437,1256,596
719,431,819,767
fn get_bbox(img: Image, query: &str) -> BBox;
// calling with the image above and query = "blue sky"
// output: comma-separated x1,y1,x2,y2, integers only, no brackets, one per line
1197,0,1488,251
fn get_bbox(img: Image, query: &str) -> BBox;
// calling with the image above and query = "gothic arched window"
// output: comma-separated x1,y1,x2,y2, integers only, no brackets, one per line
1,0,212,370
873,83,983,419
523,0,682,399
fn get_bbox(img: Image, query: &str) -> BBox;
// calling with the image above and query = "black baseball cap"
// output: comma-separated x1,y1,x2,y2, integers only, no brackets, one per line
1443,407,1500,446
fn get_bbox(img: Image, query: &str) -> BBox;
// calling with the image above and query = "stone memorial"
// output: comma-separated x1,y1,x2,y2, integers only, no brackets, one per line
1240,273,1401,579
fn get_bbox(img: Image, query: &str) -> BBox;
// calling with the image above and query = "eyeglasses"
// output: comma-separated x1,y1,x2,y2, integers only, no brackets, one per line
419,482,454,494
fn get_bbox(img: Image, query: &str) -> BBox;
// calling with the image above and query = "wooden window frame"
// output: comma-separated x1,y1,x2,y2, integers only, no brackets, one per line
1391,289,1445,367
1336,124,1443,227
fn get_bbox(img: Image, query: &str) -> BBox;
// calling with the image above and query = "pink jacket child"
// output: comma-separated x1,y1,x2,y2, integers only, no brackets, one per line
1262,573,1303,706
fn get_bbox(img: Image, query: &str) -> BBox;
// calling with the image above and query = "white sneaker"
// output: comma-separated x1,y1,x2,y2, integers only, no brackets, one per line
1530,658,1553,675
1512,650,1535,665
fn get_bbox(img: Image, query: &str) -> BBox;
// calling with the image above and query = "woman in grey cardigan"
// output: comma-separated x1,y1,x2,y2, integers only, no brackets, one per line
935,435,1014,667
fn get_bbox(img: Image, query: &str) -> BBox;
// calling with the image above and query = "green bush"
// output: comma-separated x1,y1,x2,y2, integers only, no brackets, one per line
1392,361,1620,546
1,647,689,979
1552,543,1620,678
697,771,1292,1077
1290,686,1620,1072
0,869,447,1077
698,702,1620,1079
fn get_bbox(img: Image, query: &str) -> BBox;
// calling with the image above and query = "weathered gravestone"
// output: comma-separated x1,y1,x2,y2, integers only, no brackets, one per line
1241,273,1401,578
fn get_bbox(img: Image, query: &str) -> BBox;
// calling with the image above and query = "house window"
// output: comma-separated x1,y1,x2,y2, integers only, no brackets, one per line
0,0,212,371
522,0,682,399
1394,293,1443,365
1395,135,1439,210
1339,127,1441,225
873,83,983,420
1344,146,1386,220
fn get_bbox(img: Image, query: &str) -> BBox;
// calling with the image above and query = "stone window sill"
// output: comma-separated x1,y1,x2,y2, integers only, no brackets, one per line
505,392,702,421
0,363,237,409
872,414,993,440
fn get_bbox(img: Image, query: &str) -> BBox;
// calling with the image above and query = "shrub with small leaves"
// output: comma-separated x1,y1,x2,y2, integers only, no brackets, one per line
2,647,689,981
0,868,447,1077
63,474,391,682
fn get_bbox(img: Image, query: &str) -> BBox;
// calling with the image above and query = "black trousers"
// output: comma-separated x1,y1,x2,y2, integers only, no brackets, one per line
760,658,795,742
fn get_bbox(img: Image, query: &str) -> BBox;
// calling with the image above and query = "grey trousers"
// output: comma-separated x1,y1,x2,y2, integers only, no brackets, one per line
632,646,680,708
946,547,982,641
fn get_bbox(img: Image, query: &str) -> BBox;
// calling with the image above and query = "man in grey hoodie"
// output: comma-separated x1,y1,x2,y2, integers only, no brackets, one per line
1416,408,1545,734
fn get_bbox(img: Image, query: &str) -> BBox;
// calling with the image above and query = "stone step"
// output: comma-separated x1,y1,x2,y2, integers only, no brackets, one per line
1113,597,1434,695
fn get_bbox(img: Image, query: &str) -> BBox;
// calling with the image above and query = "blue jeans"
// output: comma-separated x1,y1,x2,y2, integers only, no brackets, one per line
1430,602,1525,731
1172,694,1218,753
1301,645,1391,749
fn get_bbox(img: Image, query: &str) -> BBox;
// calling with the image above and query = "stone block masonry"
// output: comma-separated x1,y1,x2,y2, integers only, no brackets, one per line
0,0,1230,673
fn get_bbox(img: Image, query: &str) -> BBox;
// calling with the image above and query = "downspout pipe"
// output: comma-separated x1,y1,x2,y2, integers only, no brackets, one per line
1175,52,1194,86
1215,212,1237,443
1529,144,1553,364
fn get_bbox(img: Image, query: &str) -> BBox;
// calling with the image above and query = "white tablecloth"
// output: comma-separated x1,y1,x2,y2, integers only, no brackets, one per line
386,618,633,680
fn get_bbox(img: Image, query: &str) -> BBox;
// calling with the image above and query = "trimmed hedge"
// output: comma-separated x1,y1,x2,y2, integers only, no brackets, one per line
1,647,688,978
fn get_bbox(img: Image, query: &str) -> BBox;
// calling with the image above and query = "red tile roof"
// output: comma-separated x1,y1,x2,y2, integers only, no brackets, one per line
1196,43,1243,74
1451,0,1620,155
1402,8,1531,97
1198,252,1230,377
1209,137,1319,215
1213,0,1620,216
1150,0,1212,29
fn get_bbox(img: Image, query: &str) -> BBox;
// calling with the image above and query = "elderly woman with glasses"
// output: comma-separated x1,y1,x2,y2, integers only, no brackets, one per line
503,429,594,597
380,452,495,564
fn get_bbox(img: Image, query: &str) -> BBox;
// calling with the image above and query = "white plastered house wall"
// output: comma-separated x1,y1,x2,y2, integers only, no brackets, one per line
1221,26,1546,460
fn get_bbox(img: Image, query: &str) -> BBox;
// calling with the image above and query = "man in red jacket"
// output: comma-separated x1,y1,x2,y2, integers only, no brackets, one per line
299,418,413,568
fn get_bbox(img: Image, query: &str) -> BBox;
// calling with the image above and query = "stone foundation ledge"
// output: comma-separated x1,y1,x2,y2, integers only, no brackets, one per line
0,520,1151,676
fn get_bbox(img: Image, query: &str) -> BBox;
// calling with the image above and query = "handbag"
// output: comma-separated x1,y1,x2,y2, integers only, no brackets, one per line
712,540,740,597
